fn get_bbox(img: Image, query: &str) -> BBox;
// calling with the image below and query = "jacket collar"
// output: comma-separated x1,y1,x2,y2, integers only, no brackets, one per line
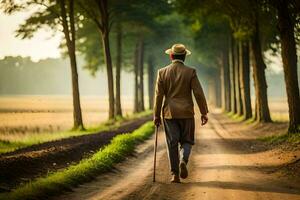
171,59,184,64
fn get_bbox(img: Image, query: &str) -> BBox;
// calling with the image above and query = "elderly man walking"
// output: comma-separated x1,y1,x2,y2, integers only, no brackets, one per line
153,44,209,183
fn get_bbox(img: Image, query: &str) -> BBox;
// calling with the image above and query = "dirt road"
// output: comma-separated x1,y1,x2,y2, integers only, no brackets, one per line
56,113,300,200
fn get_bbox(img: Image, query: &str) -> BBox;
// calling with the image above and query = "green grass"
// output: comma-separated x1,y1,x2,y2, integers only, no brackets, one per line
244,117,257,124
226,112,243,121
225,112,250,122
0,110,152,154
226,112,235,118
0,140,26,154
226,112,289,124
259,132,300,145
0,121,154,200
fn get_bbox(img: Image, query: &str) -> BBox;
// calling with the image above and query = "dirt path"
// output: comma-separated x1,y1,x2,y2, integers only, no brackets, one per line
0,116,151,191
55,113,300,200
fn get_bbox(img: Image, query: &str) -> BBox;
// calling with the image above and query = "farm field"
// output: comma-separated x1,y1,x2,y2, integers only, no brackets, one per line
0,95,288,152
0,95,287,126
0,95,135,133
0,95,288,136
0,95,140,153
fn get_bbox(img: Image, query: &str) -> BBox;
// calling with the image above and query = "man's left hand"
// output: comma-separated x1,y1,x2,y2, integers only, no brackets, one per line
201,115,208,126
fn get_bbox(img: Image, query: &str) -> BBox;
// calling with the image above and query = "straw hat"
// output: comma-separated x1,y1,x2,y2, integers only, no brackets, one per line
165,44,191,55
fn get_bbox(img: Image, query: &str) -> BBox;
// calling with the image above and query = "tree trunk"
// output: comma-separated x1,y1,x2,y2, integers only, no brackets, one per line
239,41,252,119
138,38,145,112
134,42,139,113
208,78,217,106
101,30,115,119
220,55,226,111
222,47,231,112
59,0,84,130
250,17,272,122
97,0,114,119
277,0,300,133
115,23,122,117
235,42,243,116
147,55,155,110
216,69,222,108
229,35,237,113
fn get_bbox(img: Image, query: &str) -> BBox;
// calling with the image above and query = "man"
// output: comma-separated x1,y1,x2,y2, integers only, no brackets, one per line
153,43,209,183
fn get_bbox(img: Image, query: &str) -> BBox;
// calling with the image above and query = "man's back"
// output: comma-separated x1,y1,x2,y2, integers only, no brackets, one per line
154,61,208,119
153,43,208,183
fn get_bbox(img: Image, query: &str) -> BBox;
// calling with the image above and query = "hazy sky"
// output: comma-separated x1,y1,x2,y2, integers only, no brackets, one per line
0,11,62,62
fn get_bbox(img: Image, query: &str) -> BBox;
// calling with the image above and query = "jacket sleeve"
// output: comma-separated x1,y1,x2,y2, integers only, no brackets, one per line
191,69,209,115
153,70,164,119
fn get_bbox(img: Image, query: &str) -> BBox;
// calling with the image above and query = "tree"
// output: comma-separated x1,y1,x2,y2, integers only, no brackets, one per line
137,36,145,111
222,0,271,122
147,54,155,109
115,22,123,116
1,0,85,130
182,8,232,110
229,35,237,114
272,0,300,133
250,8,271,122
120,0,171,112
78,0,115,119
133,41,139,112
239,41,252,119
59,0,84,129
234,41,243,116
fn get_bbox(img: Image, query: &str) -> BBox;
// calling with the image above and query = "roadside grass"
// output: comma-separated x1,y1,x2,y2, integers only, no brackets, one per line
225,112,254,123
244,117,256,124
226,112,288,124
0,110,152,154
0,121,154,200
0,140,26,154
259,132,300,145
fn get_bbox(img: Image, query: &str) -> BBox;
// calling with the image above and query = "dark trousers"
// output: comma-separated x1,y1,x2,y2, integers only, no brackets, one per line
163,118,195,175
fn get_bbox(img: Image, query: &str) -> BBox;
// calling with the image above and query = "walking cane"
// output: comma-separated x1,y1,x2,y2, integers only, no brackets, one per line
153,125,159,182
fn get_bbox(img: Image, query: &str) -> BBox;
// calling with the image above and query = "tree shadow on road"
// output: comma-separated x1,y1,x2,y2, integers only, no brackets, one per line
194,138,268,154
181,180,300,195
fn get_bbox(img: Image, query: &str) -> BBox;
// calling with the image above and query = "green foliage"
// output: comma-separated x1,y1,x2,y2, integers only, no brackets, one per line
0,122,154,200
76,0,172,74
76,19,104,76
259,132,300,145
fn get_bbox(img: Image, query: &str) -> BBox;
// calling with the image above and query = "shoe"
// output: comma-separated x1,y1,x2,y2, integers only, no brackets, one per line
170,175,180,183
180,161,188,179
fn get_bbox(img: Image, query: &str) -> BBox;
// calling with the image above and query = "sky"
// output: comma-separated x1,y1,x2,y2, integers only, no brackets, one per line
0,10,62,62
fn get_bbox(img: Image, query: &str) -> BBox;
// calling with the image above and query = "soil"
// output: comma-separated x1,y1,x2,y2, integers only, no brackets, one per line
0,115,151,192
55,111,300,200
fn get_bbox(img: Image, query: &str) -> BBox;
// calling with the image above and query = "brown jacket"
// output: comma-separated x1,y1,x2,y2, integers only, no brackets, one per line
154,61,208,119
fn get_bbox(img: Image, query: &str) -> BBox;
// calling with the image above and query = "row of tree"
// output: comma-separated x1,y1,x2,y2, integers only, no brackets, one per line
1,0,174,130
2,0,299,134
175,0,300,134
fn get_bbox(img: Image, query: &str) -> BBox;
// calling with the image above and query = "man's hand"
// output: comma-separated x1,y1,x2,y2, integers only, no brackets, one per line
153,117,161,127
201,115,208,126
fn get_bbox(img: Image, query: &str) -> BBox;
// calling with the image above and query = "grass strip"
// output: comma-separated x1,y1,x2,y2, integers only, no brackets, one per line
0,121,154,200
259,132,300,145
225,112,253,123
0,110,152,154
